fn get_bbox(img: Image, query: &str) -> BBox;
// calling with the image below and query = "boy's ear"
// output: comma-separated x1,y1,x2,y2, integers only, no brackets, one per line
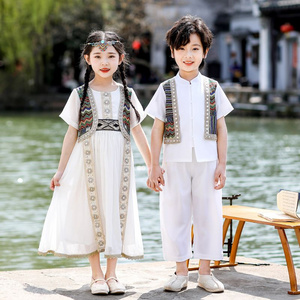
204,48,210,59
119,54,125,65
84,54,90,65
170,47,174,58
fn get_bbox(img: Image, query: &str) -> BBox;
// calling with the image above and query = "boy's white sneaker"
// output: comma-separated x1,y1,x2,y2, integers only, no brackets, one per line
164,273,189,292
198,273,224,293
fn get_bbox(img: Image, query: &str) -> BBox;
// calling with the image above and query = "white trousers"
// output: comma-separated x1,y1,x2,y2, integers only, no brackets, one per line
160,150,223,262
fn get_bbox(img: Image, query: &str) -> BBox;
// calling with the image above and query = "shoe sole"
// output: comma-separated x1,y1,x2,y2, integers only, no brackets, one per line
91,291,109,295
164,286,187,292
110,291,125,294
198,284,224,293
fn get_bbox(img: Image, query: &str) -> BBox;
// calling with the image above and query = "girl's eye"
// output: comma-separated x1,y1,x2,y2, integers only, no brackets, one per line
193,48,200,51
109,55,115,58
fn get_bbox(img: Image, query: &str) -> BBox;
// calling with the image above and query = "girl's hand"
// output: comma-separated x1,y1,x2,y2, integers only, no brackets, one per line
214,163,226,190
147,165,165,192
50,171,63,191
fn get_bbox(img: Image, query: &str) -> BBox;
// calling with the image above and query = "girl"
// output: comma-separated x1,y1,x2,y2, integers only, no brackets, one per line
38,30,151,295
146,15,233,293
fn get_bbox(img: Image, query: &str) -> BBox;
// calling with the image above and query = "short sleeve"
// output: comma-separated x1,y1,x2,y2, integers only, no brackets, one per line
59,89,80,129
216,83,234,119
129,89,147,129
145,84,166,122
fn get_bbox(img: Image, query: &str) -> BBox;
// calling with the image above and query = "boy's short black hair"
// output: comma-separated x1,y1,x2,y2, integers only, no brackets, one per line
166,15,213,53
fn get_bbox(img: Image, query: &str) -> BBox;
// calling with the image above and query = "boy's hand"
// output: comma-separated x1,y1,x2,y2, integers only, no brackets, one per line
50,171,63,191
147,165,165,192
214,163,226,190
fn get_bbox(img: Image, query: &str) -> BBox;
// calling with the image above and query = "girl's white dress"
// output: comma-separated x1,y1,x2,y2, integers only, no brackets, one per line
38,85,145,259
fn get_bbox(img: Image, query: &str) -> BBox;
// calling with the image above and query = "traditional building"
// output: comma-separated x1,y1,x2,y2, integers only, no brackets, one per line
144,0,300,92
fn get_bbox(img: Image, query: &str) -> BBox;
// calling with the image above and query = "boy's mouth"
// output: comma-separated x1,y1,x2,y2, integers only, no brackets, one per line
184,61,194,66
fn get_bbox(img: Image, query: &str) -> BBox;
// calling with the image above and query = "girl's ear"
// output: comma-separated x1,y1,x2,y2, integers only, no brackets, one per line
119,54,125,65
84,54,90,65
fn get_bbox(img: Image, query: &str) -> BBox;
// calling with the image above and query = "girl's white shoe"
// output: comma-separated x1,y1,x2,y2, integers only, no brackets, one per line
106,277,126,294
90,278,109,295
198,273,224,293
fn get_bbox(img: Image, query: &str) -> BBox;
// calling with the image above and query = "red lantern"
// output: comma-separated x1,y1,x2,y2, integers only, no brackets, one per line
280,23,294,33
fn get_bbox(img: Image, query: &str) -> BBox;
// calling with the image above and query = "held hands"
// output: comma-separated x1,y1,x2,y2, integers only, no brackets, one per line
214,163,226,190
50,171,63,191
147,165,165,192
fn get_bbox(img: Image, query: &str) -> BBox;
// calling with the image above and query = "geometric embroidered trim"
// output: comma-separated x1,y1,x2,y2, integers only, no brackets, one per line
203,76,217,141
163,78,181,144
96,119,120,131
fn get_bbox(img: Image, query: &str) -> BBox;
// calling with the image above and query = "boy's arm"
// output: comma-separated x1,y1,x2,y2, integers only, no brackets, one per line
148,118,165,192
50,125,78,190
215,116,228,190
131,124,151,174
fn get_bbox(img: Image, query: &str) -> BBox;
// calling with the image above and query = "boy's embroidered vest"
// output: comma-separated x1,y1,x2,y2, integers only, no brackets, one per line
76,85,131,142
162,76,217,144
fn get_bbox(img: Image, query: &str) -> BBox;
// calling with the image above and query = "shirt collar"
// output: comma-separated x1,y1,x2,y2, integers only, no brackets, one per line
175,71,202,85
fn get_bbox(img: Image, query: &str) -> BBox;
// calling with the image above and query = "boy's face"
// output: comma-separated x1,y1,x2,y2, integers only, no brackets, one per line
171,33,208,80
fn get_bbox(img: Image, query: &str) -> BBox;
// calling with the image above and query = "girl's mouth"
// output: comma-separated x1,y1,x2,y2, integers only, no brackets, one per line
184,61,194,66
100,68,110,73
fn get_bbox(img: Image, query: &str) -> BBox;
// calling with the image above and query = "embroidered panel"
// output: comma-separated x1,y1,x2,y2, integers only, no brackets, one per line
163,78,181,144
101,92,112,119
96,119,120,131
203,77,217,140
83,138,106,252
77,87,98,142
119,139,131,242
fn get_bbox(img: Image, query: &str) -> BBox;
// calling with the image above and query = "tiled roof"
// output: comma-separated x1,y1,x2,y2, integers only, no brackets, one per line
259,0,300,11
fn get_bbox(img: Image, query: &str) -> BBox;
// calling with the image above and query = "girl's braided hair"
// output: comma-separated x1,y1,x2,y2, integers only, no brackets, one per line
80,30,140,122
166,15,213,70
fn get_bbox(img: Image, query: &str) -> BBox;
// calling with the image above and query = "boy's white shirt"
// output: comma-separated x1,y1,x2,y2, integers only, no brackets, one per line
145,72,234,163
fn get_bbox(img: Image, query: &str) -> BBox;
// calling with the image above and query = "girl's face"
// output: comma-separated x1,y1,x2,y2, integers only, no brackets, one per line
172,33,208,80
85,45,124,79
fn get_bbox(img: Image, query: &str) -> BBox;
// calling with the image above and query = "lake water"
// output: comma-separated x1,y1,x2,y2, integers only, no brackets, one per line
1,114,300,271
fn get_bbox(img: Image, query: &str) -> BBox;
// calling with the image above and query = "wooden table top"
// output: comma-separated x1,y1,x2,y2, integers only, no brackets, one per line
223,205,300,229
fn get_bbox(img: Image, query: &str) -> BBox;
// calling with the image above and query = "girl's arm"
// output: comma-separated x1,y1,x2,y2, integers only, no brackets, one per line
148,118,165,192
132,124,151,173
50,125,78,190
215,116,228,190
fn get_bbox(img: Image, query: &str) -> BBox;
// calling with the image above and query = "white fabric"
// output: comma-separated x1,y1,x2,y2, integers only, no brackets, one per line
145,72,233,162
38,85,144,258
160,150,223,262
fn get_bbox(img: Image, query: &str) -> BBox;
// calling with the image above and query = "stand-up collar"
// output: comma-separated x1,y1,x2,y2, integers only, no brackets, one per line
175,72,202,85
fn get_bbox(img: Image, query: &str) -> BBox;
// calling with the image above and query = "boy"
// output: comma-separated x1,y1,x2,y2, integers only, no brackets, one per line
146,15,233,293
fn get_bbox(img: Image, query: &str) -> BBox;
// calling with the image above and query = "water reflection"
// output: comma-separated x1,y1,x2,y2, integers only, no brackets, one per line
0,114,300,271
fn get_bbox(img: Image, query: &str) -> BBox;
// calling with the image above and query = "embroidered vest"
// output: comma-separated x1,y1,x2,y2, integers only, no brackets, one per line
76,85,131,142
162,76,217,144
